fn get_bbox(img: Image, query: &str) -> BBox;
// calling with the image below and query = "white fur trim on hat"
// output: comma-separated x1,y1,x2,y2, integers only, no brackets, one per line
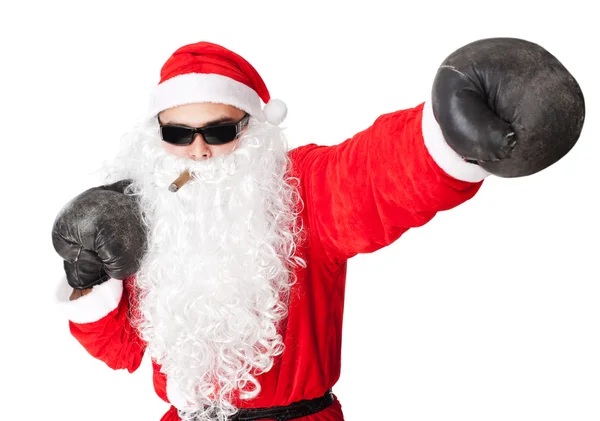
55,277,123,324
148,73,289,125
421,101,490,182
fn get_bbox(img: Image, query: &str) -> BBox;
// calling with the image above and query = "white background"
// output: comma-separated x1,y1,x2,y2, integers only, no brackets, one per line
1,1,598,420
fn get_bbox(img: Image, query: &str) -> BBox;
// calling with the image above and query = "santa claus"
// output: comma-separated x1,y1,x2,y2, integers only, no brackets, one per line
52,39,584,421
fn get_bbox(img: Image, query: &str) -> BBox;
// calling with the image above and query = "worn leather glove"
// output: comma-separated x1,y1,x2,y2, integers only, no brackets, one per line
52,180,147,290
432,37,585,177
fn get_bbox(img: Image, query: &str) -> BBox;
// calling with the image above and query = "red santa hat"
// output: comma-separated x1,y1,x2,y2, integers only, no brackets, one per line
147,41,287,125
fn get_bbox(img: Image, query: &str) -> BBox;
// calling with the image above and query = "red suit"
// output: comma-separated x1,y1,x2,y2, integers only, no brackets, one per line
57,102,487,420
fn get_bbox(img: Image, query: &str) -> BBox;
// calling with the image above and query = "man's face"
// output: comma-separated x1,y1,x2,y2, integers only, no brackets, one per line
158,102,246,160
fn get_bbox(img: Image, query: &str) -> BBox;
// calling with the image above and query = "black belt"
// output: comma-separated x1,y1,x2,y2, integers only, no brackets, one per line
180,390,335,421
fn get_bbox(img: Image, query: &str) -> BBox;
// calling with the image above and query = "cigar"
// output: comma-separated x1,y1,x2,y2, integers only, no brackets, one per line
169,171,192,193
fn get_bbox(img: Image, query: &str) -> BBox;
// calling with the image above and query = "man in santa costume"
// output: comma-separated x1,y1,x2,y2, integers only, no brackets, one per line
52,39,584,421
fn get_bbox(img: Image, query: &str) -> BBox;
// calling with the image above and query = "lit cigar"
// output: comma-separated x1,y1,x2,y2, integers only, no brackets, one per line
168,171,192,193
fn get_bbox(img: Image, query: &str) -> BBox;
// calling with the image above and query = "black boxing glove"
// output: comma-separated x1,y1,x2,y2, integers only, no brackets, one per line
432,37,585,177
52,180,147,290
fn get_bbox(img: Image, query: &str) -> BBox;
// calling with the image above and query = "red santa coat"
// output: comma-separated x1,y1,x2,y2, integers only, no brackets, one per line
57,102,488,420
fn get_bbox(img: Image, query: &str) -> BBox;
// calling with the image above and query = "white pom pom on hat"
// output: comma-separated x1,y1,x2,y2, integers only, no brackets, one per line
147,41,288,126
263,98,287,126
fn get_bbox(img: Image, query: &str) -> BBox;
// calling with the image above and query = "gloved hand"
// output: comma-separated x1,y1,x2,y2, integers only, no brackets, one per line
52,180,147,290
431,37,585,177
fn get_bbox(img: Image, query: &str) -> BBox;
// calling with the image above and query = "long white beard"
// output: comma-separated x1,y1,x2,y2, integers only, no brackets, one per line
103,117,305,420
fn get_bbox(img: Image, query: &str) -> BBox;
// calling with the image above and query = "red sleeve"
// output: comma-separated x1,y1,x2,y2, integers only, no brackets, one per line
290,101,489,264
56,277,146,373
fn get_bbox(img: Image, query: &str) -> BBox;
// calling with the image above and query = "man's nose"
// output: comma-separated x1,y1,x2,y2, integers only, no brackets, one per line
188,134,211,160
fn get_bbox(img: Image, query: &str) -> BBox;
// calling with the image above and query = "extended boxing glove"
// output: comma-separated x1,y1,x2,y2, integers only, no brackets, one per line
431,37,585,177
52,180,147,290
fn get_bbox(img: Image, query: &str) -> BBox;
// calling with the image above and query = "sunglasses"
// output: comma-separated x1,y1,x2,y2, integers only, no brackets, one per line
158,114,250,146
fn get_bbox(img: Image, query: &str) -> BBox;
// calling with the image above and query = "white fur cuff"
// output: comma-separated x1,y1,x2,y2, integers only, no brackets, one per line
421,101,490,183
166,377,188,410
55,277,123,324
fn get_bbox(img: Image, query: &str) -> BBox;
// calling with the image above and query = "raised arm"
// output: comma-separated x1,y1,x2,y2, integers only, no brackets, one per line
52,180,148,371
292,37,584,265
292,101,486,264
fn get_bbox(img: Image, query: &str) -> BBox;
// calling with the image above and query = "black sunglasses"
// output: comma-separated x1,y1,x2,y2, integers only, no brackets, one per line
158,114,250,146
